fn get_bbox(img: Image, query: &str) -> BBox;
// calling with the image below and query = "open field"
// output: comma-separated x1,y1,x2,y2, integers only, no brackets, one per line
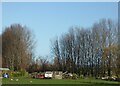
2,77,120,86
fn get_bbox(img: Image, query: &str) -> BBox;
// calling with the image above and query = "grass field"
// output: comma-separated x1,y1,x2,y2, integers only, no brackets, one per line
2,77,120,86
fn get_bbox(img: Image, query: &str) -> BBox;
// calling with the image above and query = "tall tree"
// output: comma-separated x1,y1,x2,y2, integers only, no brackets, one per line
51,19,119,78
2,24,34,70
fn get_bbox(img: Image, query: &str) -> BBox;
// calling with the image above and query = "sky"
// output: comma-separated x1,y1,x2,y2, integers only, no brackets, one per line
1,0,119,2
2,2,118,58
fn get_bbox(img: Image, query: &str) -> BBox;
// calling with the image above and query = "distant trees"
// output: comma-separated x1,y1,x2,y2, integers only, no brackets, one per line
2,24,34,71
52,19,120,78
27,56,53,73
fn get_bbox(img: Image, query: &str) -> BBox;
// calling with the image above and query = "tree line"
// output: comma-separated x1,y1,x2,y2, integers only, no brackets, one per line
1,19,120,78
51,19,120,78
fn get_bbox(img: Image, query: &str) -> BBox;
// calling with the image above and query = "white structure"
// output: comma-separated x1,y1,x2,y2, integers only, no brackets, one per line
45,71,53,78
44,71,63,79
0,68,10,71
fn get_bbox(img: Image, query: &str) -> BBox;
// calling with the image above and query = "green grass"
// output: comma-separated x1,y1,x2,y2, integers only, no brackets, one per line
2,77,120,86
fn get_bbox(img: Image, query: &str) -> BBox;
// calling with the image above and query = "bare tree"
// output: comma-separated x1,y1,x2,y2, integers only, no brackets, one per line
2,24,35,71
51,19,119,78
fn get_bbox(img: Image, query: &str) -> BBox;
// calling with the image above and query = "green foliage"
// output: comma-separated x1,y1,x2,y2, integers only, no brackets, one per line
12,72,21,77
20,70,28,76
9,70,28,77
80,75,84,79
72,73,78,79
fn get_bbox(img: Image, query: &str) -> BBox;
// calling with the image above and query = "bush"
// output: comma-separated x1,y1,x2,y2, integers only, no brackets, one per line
19,70,28,76
79,75,84,79
2,70,28,78
12,72,20,77
72,73,78,79
11,70,28,77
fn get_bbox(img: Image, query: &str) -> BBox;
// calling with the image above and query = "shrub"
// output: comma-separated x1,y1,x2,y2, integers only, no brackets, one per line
79,75,84,79
2,70,29,78
12,72,20,77
19,70,28,76
11,70,28,77
72,73,78,79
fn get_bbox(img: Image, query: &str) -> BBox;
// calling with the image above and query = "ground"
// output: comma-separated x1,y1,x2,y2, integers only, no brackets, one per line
2,77,120,86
